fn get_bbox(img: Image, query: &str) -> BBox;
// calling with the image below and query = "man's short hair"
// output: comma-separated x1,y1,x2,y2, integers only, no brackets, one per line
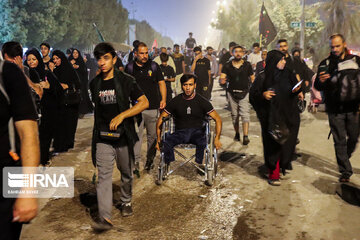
93,42,116,60
180,73,197,85
330,33,346,42
40,42,50,50
189,32,193,35
133,40,140,48
277,39,288,44
229,42,237,48
160,52,168,62
252,43,260,48
193,46,201,52
135,42,147,52
174,44,179,48
206,46,213,51
2,41,23,58
160,47,166,51
232,45,244,53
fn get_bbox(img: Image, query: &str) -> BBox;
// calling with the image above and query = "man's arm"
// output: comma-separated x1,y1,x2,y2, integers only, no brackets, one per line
208,70,211,85
13,119,39,223
182,59,186,74
220,72,227,85
158,80,167,109
155,110,170,150
208,110,222,150
109,95,149,130
191,58,197,73
218,63,223,77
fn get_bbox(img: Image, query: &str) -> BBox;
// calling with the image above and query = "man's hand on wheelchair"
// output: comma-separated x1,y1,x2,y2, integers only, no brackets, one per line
214,138,222,150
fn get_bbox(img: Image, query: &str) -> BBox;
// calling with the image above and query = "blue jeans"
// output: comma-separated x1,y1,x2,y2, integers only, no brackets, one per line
163,128,207,164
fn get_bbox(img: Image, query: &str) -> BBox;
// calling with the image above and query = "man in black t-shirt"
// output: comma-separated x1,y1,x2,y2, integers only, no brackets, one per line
156,74,222,165
220,45,255,145
191,46,211,99
185,32,197,50
159,53,176,103
172,44,185,94
0,60,39,240
219,41,237,77
90,43,149,231
125,42,166,171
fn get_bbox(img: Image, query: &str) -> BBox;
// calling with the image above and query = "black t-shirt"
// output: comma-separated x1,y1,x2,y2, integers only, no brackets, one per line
185,38,196,49
194,57,210,85
172,54,185,75
164,93,214,130
159,64,175,94
125,61,164,109
98,78,143,145
0,62,37,168
220,52,232,66
223,60,253,91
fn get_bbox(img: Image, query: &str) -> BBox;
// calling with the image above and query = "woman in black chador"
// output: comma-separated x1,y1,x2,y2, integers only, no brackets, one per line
69,49,93,116
261,50,302,186
25,49,63,165
52,50,81,153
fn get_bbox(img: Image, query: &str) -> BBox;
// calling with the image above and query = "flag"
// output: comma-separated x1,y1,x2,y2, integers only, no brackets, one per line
93,23,105,42
259,3,277,47
151,39,158,49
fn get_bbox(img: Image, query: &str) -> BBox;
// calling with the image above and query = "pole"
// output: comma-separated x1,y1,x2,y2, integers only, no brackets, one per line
300,0,305,51
260,34,263,48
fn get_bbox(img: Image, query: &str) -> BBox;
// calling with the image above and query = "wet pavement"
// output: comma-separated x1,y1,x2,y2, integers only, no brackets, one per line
21,81,360,240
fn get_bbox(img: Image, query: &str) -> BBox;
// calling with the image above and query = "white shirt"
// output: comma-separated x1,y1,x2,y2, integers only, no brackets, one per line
248,52,262,69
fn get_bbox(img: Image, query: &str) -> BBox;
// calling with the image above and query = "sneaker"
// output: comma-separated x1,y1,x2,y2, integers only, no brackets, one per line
243,136,250,145
133,162,140,178
92,217,113,232
234,133,240,141
144,160,154,171
119,202,133,217
268,179,281,186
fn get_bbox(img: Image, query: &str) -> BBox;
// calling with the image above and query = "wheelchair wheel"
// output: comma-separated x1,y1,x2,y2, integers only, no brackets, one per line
206,132,215,186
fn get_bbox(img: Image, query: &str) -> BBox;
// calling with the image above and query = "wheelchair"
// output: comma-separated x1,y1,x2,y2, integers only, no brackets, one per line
156,116,218,186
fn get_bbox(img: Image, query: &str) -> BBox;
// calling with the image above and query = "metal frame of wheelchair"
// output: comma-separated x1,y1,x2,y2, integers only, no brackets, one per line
156,116,218,186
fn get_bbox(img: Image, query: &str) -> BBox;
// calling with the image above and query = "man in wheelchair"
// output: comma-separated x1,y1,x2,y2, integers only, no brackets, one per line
155,74,222,165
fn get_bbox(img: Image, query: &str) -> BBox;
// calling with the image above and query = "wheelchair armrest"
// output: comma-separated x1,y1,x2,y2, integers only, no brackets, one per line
162,116,171,122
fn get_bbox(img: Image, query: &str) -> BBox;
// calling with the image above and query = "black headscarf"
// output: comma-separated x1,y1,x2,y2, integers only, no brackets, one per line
52,50,81,89
263,50,285,90
68,48,87,80
24,48,46,80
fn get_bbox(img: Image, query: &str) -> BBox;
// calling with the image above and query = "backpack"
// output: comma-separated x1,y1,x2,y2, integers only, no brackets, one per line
331,57,360,102
126,60,158,78
0,60,20,161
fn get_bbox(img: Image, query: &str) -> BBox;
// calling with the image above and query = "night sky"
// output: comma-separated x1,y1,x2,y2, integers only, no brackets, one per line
122,0,219,45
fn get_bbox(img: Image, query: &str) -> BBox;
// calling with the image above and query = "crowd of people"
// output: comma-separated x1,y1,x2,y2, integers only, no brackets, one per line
1,31,359,237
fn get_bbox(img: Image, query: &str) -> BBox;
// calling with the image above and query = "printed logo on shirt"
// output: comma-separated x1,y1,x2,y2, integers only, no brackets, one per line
148,70,153,77
99,89,116,104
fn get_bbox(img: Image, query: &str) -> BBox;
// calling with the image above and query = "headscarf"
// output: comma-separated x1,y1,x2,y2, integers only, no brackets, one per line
52,50,80,89
68,48,88,80
24,48,46,80
264,50,285,89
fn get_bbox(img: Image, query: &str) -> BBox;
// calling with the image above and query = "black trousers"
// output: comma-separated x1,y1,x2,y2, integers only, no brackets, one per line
53,104,79,152
39,108,58,165
0,197,23,240
328,112,359,178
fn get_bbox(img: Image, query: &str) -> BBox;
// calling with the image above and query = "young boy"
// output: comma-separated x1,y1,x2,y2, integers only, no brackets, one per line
89,42,149,231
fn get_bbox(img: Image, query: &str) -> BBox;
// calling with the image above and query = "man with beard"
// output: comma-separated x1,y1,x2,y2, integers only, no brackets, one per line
191,46,211,99
125,42,166,171
155,74,222,166
220,45,255,145
314,34,360,182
